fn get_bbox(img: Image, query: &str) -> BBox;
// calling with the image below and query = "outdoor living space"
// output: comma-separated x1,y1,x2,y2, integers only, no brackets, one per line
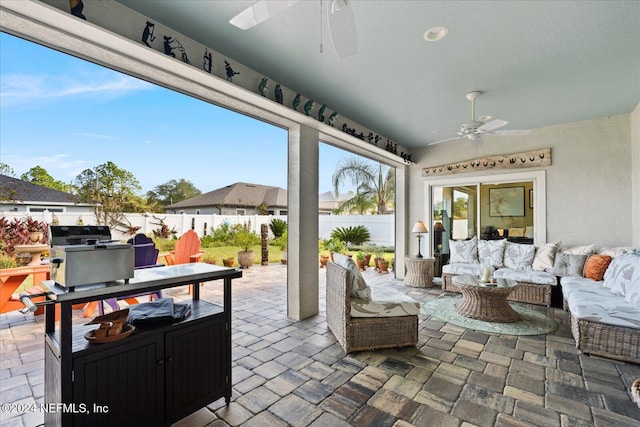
2,264,640,427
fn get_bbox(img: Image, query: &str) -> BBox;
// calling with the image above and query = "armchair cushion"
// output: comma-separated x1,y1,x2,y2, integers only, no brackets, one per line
333,253,371,301
351,285,420,318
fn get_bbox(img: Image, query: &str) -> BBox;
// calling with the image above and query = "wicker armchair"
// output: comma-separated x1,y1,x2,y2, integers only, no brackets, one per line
326,262,418,353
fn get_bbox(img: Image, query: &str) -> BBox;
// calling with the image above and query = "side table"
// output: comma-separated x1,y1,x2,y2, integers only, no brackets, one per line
404,256,435,287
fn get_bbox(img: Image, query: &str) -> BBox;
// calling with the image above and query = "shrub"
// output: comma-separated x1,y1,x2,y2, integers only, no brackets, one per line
153,238,176,252
0,254,17,269
210,222,234,243
269,218,287,238
231,226,261,251
273,230,287,250
324,238,346,254
330,225,371,246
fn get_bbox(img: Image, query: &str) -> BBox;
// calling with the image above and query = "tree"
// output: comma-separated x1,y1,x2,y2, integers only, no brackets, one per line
332,157,395,214
20,166,71,192
74,161,142,228
0,163,16,177
146,179,201,207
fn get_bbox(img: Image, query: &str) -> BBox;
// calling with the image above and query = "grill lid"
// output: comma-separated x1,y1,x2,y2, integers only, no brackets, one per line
49,225,112,246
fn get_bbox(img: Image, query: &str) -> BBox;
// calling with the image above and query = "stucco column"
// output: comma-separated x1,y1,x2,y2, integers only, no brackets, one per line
287,125,319,320
394,165,407,278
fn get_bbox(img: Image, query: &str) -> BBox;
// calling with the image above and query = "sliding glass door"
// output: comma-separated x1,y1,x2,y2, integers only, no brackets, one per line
426,171,546,273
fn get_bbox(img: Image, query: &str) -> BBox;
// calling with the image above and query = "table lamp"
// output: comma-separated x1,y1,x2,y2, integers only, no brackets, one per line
411,220,428,258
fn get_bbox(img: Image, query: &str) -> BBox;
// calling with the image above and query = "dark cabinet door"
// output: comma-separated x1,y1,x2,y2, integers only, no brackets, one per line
165,316,227,423
72,335,164,427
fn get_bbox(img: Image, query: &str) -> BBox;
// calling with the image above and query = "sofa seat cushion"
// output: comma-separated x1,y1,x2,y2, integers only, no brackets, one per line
350,285,420,318
494,268,557,286
442,263,482,276
562,277,640,329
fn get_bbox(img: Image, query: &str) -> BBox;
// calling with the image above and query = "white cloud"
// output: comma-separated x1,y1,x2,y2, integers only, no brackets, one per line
0,72,153,108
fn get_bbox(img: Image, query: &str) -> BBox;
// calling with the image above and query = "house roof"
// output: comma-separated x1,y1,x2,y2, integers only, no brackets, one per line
0,174,79,205
168,182,287,209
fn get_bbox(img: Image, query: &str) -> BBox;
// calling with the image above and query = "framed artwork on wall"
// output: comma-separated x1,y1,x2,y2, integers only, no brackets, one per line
529,189,534,209
489,187,525,217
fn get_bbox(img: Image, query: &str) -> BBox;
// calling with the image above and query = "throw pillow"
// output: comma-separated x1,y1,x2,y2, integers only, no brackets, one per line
333,253,370,300
449,236,478,264
583,254,612,281
624,262,640,306
532,241,562,272
503,242,536,271
598,246,635,258
552,253,588,277
562,244,596,255
478,239,506,268
603,252,640,295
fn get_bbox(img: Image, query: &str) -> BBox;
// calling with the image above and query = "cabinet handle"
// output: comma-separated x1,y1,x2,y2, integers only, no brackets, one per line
167,357,174,363
157,360,164,365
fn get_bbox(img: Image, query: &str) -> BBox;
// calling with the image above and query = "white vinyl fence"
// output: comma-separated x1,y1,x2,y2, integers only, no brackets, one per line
2,211,395,246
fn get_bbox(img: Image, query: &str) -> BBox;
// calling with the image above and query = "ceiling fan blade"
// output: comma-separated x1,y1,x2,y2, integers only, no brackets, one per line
230,0,299,30
428,136,465,146
477,119,508,133
490,129,531,136
326,0,358,59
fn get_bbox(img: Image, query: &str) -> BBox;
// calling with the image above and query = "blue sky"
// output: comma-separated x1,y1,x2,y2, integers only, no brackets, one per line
0,33,360,195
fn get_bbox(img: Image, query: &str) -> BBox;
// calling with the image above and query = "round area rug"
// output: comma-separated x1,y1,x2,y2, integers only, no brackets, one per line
422,296,558,336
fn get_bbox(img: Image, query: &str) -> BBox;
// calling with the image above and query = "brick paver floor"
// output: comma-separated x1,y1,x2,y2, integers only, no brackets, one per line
1,264,639,426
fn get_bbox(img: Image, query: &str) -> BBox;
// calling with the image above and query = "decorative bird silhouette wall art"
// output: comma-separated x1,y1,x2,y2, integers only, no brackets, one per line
142,21,155,47
224,61,240,81
274,84,283,104
259,78,268,97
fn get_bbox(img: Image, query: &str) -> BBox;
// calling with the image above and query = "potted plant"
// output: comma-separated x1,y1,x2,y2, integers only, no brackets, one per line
232,226,261,268
202,254,217,265
24,217,46,244
222,257,235,267
373,247,385,271
355,251,367,271
274,230,287,264
319,240,330,268
325,238,346,261
378,257,390,274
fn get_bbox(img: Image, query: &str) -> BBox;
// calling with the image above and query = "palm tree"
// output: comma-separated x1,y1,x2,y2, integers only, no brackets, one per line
332,157,395,214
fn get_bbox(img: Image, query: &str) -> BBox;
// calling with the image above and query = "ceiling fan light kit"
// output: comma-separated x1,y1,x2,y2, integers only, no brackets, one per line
428,91,530,146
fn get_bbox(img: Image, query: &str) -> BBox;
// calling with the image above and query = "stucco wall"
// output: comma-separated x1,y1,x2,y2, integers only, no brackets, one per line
410,113,633,248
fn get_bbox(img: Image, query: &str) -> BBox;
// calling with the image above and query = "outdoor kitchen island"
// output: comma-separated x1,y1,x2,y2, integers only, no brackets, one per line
41,263,242,427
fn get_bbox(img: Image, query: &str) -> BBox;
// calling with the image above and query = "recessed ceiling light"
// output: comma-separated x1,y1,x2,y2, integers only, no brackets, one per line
424,26,448,42
479,115,493,121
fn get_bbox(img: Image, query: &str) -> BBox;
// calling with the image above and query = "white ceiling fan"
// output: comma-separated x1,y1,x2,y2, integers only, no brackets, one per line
428,91,530,146
229,0,358,59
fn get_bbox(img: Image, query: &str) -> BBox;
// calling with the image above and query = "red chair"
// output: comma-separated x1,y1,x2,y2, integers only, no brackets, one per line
162,230,204,265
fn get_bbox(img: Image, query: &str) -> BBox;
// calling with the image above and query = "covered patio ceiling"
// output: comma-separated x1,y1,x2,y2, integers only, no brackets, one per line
116,0,640,149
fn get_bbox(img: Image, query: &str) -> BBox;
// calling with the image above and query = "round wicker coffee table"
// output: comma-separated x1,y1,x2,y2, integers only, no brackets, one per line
451,275,520,323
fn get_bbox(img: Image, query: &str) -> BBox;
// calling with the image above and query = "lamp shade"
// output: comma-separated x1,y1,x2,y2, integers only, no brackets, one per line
434,222,444,232
411,221,428,234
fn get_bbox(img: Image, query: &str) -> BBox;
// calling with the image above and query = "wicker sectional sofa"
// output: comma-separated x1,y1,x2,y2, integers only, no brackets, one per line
326,256,420,353
441,238,557,306
561,251,640,363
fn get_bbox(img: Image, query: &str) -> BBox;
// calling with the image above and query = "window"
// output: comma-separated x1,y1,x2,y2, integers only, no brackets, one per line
236,209,246,215
426,171,546,258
